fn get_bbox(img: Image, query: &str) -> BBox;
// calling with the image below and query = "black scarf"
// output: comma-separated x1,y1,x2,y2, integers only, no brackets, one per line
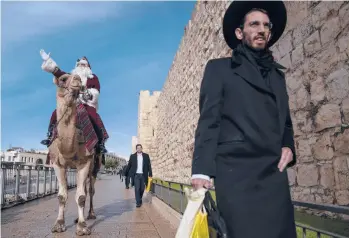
233,43,285,79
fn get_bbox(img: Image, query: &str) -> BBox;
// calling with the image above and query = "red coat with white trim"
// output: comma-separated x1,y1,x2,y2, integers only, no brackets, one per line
52,67,100,110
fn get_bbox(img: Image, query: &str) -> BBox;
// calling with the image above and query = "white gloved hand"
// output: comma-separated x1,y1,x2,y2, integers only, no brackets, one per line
40,49,51,61
40,49,58,73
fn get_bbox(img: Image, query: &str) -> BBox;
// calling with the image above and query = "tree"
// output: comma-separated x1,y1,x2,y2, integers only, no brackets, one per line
104,159,119,170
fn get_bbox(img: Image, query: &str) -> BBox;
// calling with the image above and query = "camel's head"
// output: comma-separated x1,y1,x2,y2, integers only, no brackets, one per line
54,74,82,106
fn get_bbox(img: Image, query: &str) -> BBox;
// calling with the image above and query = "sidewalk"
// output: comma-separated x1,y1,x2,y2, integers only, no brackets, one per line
1,174,177,238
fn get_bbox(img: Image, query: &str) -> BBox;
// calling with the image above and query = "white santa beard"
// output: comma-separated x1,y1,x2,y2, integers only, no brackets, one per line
71,66,93,87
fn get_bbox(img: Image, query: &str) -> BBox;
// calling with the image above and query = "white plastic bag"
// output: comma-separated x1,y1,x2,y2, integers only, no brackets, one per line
175,187,207,238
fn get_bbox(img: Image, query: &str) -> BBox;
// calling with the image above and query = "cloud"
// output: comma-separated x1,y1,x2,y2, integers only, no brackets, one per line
1,1,125,49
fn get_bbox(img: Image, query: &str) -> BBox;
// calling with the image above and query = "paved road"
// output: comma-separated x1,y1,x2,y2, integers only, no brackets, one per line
1,175,177,238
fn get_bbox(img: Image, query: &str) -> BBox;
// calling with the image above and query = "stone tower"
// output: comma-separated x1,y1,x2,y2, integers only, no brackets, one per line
136,90,161,158
131,136,138,154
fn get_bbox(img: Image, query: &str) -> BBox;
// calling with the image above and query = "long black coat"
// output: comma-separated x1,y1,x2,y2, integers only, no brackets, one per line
192,56,297,238
125,152,153,185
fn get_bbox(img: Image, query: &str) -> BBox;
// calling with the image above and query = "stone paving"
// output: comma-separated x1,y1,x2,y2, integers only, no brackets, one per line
1,174,177,238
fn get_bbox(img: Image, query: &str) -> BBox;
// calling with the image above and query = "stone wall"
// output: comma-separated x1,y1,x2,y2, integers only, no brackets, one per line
141,1,349,207
136,90,161,156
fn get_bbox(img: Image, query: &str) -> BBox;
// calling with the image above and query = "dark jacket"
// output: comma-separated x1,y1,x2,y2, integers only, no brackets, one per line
125,152,153,185
122,165,128,176
192,56,297,238
192,57,296,177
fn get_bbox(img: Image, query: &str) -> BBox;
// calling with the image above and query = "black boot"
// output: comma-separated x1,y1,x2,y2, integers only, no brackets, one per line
98,128,108,154
40,124,55,147
99,143,108,154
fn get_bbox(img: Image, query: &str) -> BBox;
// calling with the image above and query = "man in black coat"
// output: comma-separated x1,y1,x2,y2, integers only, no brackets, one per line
122,165,130,188
125,144,153,207
191,1,297,238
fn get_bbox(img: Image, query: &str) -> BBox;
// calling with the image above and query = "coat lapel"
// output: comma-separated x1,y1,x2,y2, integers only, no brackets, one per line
231,57,273,94
231,55,288,134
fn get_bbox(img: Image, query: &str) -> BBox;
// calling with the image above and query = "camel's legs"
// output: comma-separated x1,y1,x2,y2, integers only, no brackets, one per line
74,181,88,224
87,174,97,220
51,164,68,233
75,160,92,236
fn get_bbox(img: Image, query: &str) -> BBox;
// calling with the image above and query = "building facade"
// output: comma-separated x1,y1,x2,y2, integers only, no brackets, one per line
1,147,48,165
104,153,127,170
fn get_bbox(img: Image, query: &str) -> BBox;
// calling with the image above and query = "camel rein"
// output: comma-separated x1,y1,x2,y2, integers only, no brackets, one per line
55,82,85,127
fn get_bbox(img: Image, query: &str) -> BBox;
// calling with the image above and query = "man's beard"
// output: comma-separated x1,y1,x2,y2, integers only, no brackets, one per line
242,32,269,51
71,66,93,86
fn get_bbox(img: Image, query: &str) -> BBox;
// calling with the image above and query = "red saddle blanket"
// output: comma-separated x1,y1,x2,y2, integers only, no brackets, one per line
51,103,99,153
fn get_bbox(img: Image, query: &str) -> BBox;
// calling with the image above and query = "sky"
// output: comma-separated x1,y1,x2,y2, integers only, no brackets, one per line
1,1,196,158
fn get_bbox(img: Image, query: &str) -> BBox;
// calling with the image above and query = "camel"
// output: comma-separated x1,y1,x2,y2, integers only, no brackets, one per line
48,73,100,236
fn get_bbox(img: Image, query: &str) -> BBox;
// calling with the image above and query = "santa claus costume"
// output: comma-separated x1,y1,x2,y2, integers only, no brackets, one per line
40,50,108,154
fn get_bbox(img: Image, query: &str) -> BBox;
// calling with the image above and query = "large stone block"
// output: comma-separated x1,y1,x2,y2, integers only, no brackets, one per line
297,164,319,187
284,2,308,32
325,68,349,101
310,76,326,105
294,111,313,136
279,54,292,70
286,68,304,93
319,164,335,189
311,1,343,28
333,156,349,190
296,138,313,162
295,84,310,110
304,30,322,57
292,16,315,47
311,132,334,161
337,28,349,56
291,43,304,69
314,104,342,132
303,44,340,77
277,31,293,59
293,187,315,203
333,129,349,154
320,16,341,45
339,2,349,29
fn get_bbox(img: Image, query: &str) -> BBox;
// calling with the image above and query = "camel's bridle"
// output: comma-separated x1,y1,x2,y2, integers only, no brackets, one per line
55,76,83,127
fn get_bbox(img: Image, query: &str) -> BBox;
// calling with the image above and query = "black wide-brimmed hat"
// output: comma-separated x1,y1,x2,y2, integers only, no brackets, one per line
223,0,287,50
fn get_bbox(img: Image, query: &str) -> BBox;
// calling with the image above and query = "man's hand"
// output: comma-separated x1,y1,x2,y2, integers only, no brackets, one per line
40,49,50,61
278,147,293,172
191,178,212,190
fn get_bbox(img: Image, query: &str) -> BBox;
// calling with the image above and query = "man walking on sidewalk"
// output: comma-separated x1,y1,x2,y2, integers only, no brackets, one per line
191,1,297,238
125,144,153,207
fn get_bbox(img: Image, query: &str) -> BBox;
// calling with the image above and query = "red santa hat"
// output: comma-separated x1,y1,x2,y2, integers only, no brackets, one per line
76,56,91,69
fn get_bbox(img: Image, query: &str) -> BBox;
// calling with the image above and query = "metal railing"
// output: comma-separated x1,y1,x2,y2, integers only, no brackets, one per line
1,162,77,209
151,179,349,238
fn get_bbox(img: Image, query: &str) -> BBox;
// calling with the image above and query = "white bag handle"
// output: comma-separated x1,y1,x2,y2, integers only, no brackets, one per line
175,188,207,238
